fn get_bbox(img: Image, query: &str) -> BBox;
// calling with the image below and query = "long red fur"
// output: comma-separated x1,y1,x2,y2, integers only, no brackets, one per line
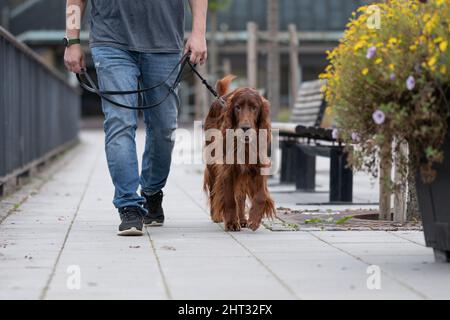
203,76,276,231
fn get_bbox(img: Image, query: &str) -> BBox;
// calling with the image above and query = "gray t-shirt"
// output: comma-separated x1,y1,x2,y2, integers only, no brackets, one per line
89,0,185,53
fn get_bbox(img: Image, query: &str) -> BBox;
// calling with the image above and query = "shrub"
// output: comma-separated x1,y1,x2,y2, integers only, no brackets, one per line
321,0,450,184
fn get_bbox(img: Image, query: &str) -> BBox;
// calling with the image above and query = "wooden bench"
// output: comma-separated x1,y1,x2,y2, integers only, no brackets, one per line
272,80,353,203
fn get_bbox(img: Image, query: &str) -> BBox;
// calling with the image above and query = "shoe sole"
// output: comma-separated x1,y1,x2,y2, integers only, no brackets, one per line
117,227,144,236
144,221,164,227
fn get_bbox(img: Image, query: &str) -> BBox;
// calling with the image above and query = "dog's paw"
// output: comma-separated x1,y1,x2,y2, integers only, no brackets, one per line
211,212,223,223
211,216,223,223
240,219,248,228
225,221,241,232
248,220,261,231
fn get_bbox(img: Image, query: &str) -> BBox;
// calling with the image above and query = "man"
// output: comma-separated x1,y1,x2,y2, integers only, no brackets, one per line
64,0,207,236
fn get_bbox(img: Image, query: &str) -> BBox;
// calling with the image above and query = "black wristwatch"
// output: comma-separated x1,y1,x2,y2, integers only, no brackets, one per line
63,37,81,47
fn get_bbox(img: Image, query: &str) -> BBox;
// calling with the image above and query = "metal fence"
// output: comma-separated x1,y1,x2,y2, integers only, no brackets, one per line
0,26,80,193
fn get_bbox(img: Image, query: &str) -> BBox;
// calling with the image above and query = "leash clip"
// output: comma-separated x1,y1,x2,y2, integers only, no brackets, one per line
217,97,226,108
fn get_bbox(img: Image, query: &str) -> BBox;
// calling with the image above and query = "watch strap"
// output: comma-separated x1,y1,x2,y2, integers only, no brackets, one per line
68,38,81,46
65,38,81,47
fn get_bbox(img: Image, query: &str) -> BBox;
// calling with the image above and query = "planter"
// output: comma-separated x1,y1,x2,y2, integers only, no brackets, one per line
416,127,450,263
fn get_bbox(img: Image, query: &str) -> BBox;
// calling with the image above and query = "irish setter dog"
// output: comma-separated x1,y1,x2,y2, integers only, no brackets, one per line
203,75,276,231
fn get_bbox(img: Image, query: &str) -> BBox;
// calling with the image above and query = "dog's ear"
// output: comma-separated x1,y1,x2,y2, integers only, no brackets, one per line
258,97,272,163
222,98,235,132
258,97,271,143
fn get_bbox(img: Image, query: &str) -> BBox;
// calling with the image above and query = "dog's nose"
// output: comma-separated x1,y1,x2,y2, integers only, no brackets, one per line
240,125,251,132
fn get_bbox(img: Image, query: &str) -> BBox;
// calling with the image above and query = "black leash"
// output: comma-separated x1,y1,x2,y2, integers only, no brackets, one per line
76,52,223,110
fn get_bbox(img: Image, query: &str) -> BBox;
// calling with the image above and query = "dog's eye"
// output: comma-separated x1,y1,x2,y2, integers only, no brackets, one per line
251,106,257,112
235,106,241,111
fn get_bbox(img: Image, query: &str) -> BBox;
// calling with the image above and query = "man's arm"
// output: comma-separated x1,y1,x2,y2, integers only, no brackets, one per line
64,0,87,73
185,0,208,65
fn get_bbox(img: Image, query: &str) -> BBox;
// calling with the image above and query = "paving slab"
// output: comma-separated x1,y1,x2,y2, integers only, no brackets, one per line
0,130,447,300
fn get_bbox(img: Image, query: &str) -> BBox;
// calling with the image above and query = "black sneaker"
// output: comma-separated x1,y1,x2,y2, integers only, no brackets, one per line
118,206,144,236
142,190,165,226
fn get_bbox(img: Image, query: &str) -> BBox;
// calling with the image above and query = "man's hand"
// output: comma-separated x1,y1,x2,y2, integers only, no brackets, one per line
184,32,207,65
64,44,85,73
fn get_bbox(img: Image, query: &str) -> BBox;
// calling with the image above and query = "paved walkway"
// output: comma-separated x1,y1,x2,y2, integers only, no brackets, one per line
0,130,449,300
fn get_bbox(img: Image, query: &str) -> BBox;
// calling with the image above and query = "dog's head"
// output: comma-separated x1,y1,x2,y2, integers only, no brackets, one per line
227,88,269,132
216,75,272,143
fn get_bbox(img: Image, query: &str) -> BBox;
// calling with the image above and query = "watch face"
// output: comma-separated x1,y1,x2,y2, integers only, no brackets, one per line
63,37,69,47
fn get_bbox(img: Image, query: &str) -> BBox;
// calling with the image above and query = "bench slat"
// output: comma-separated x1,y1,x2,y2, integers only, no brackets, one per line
294,100,323,109
276,79,335,141
294,94,323,104
291,113,320,121
292,105,322,115
298,79,324,89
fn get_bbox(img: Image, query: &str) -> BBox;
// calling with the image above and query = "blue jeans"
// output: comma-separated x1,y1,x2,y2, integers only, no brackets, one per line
91,46,180,211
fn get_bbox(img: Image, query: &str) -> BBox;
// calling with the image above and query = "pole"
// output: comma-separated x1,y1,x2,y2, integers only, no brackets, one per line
267,0,280,118
288,24,300,110
393,139,407,223
379,138,392,220
247,22,258,88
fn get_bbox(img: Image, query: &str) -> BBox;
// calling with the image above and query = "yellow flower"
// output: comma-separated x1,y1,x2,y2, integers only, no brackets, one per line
375,58,383,65
388,64,395,71
418,35,427,44
439,41,448,52
388,37,398,45
440,65,447,75
409,45,417,51
424,14,439,34
427,56,438,68
362,68,369,76
354,40,366,51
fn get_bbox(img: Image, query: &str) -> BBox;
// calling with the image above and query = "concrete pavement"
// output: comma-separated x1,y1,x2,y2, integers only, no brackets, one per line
0,130,449,300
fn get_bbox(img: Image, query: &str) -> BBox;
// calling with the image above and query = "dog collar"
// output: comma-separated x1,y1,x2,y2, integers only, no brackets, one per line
217,97,226,108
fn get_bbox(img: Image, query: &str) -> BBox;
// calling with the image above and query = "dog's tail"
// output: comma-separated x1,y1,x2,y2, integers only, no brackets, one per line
216,75,237,97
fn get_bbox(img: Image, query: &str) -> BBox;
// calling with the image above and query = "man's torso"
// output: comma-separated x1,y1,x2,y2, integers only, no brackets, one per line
89,0,185,53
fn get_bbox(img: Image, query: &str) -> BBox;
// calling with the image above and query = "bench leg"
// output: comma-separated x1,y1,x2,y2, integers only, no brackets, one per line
434,249,450,263
329,148,353,202
280,141,289,183
294,145,316,191
280,141,296,184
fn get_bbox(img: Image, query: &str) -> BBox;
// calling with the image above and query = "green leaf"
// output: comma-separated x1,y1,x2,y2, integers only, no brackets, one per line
304,218,323,224
425,146,437,159
335,216,354,225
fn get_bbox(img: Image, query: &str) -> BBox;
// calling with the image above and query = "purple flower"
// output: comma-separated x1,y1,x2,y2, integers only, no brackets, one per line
372,110,386,125
406,76,415,90
332,128,339,140
389,73,396,81
366,46,377,59
351,132,361,142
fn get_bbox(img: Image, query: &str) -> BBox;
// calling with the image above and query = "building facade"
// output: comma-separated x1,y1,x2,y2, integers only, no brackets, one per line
1,0,371,119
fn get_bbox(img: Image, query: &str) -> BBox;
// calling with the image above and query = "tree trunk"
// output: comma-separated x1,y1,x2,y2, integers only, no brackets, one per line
288,24,300,110
267,0,280,119
195,63,209,120
246,22,258,88
209,10,219,82
406,167,421,221
393,139,407,223
379,138,392,220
